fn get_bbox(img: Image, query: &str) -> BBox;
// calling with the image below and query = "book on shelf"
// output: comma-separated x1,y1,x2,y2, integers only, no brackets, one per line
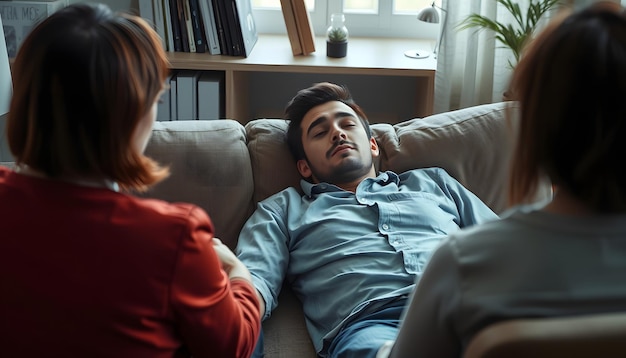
197,0,220,54
138,0,253,56
151,0,167,49
168,0,183,51
212,0,229,54
197,71,224,119
161,0,174,51
0,0,68,57
279,0,302,55
176,0,190,52
290,0,315,54
138,0,154,28
188,0,206,53
212,0,233,55
182,0,196,52
224,0,243,56
233,0,257,57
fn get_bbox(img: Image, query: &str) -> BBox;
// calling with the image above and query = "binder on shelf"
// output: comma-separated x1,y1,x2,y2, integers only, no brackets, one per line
291,0,315,54
233,0,257,57
198,0,220,54
0,0,68,57
279,0,302,55
176,70,200,120
169,71,178,119
157,73,174,121
197,71,224,120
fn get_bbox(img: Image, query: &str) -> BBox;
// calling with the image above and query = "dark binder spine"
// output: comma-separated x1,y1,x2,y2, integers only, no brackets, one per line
212,0,233,55
168,0,184,51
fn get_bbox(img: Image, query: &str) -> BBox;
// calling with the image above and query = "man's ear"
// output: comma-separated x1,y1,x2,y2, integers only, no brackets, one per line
370,137,380,158
297,159,312,178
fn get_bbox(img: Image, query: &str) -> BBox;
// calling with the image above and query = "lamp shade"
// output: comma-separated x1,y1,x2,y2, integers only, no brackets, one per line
0,15,12,116
417,6,440,24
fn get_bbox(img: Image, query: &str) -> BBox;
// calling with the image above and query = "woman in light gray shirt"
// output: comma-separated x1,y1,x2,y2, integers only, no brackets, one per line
382,2,626,357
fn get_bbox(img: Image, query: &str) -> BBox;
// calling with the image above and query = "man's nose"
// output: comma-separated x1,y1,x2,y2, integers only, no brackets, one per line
331,126,347,142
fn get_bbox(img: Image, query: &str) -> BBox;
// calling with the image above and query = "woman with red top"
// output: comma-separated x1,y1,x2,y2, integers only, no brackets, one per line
0,3,260,357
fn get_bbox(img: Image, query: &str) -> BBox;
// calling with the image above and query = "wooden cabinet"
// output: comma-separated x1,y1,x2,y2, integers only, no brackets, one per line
167,35,436,124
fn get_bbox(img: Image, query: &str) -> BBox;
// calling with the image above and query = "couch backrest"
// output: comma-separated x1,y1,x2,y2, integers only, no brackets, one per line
0,101,541,251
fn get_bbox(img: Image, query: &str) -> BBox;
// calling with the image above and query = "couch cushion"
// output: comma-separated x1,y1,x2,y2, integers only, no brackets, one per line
375,101,521,213
143,120,253,249
245,119,302,203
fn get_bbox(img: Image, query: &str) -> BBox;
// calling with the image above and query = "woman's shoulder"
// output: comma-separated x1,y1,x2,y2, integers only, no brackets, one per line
121,194,213,230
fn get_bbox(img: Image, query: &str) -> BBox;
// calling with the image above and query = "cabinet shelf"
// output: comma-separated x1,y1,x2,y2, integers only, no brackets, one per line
169,35,437,123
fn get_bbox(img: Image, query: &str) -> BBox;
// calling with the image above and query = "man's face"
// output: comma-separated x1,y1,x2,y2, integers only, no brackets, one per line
297,101,379,186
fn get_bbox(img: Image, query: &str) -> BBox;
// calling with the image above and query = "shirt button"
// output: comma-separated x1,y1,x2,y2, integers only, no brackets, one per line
382,224,389,230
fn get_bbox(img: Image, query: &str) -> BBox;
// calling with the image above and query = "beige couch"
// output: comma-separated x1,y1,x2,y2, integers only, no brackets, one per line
0,101,549,357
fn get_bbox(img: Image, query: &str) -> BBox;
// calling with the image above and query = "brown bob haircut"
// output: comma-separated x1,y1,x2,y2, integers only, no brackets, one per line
508,2,626,213
284,82,372,161
7,3,170,192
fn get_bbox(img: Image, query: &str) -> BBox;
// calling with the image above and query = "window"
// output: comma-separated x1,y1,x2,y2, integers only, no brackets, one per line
251,0,442,39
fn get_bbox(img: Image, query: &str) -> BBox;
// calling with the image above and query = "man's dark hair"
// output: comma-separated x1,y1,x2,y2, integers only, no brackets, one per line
285,82,372,161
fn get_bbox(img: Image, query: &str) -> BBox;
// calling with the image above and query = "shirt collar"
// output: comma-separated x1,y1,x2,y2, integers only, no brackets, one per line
300,171,400,197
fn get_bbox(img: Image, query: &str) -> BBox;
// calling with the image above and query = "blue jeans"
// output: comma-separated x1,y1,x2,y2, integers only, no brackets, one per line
250,328,265,358
326,299,406,358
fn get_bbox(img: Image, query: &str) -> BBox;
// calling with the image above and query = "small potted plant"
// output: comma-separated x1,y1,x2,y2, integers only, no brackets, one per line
326,13,348,58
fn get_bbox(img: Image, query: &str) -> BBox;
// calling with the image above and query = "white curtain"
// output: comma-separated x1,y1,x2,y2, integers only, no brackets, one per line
434,0,618,114
434,0,516,113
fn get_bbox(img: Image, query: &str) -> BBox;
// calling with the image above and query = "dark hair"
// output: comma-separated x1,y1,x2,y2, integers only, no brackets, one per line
508,2,626,212
7,3,170,192
285,82,372,161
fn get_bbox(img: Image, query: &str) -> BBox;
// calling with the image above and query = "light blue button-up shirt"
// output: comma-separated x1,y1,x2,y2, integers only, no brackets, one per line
235,168,498,356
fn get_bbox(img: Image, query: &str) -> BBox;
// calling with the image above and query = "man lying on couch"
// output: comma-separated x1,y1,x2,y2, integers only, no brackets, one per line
235,82,498,358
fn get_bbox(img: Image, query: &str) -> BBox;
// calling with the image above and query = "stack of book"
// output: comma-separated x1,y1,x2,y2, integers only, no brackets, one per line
0,0,68,57
280,0,315,55
139,0,257,57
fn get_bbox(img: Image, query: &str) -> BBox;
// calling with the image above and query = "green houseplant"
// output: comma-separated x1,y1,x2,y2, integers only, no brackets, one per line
459,0,565,68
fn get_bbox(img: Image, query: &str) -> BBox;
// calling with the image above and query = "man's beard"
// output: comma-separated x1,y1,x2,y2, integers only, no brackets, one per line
307,151,374,186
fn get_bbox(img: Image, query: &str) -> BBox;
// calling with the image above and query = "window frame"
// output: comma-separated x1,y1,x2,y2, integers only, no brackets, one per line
252,0,440,39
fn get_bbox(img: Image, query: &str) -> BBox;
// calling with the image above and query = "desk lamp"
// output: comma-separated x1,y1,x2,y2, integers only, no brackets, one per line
404,2,447,59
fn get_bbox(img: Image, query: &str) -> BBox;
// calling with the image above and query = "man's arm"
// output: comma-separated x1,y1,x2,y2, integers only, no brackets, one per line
235,191,295,321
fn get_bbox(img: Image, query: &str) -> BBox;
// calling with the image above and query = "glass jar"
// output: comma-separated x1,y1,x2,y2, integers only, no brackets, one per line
326,13,348,58
326,13,348,43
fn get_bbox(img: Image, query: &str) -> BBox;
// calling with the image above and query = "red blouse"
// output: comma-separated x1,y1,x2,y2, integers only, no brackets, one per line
0,166,260,358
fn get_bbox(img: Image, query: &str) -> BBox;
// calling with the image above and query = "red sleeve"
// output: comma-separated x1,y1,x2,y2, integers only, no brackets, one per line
170,206,261,358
